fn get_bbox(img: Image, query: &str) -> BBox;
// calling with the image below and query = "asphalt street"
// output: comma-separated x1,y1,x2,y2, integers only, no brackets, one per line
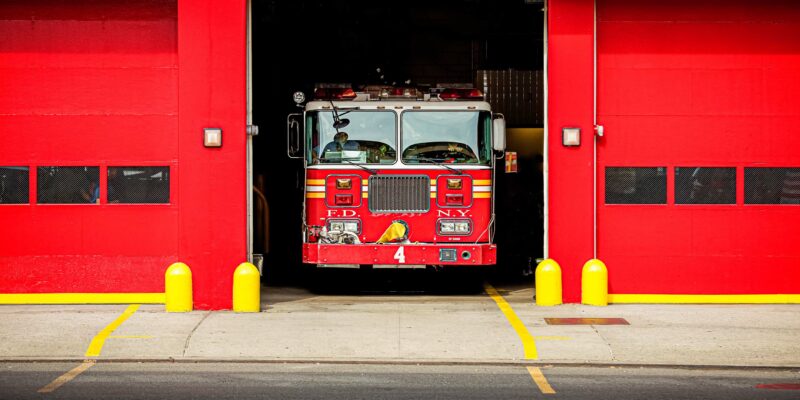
1,362,799,400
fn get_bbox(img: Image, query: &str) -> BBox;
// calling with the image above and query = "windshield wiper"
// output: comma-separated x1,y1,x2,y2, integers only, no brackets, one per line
414,157,463,175
342,159,377,175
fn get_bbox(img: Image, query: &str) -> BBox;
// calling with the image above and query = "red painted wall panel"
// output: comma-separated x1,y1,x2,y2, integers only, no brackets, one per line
547,0,596,302
177,0,247,309
0,1,180,296
596,0,800,294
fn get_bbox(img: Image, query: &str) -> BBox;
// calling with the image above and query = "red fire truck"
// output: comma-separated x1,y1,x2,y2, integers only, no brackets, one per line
287,86,505,268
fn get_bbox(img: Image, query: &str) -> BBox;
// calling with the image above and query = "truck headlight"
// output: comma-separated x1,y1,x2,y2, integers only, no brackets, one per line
440,222,455,233
329,222,344,232
343,221,359,233
328,219,361,234
454,222,470,233
438,219,472,235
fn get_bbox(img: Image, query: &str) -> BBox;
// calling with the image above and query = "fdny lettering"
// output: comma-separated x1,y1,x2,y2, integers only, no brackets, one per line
437,210,470,217
327,209,357,217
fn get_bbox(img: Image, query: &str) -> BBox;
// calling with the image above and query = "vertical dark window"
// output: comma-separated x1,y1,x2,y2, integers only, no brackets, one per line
605,167,667,204
745,167,800,205
675,167,736,205
108,166,170,204
37,167,99,204
0,167,29,204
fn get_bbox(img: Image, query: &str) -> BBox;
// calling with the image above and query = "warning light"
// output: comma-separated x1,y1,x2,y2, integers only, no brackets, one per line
314,87,357,100
336,178,352,189
447,179,463,190
439,88,484,100
505,152,518,173
379,87,421,99
445,194,464,205
334,194,353,205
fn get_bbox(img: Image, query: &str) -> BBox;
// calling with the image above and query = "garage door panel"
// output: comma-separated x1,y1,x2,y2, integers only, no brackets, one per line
690,69,765,116
764,68,800,116
600,207,691,257
0,0,178,295
598,116,760,163
1,115,178,162
599,0,800,26
598,0,800,295
600,68,692,116
686,209,744,256
0,255,171,294
0,20,177,68
0,207,178,256
740,209,800,257
0,67,178,115
607,255,799,294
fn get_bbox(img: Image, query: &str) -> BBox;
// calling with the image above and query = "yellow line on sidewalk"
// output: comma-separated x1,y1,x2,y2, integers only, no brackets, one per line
37,360,96,393
484,284,538,359
108,335,153,339
85,304,140,357
534,336,571,341
527,366,556,394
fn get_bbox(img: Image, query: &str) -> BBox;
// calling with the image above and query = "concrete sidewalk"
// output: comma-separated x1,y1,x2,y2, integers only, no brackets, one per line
1,285,799,367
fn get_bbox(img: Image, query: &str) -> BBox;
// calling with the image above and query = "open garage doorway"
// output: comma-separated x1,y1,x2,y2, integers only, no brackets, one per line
250,0,545,287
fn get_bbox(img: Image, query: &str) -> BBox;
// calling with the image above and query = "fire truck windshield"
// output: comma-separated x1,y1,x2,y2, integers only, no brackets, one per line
401,111,492,165
308,110,397,165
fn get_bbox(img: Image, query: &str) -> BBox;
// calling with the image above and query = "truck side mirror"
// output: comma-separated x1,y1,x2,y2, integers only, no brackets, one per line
492,115,506,152
287,113,303,159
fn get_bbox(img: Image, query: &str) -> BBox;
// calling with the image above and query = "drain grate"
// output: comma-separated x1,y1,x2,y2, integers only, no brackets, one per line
544,318,629,325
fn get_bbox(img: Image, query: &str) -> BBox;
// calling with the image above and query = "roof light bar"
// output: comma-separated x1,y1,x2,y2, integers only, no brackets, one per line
439,88,484,100
313,87,357,100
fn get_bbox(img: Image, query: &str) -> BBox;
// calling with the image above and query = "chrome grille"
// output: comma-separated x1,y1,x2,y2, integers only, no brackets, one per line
368,175,430,213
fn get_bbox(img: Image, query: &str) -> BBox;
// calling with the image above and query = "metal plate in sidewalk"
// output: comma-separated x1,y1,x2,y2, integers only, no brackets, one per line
545,318,629,325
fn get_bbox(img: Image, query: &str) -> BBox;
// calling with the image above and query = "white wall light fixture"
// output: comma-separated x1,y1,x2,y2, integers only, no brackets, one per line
562,127,581,147
204,128,222,148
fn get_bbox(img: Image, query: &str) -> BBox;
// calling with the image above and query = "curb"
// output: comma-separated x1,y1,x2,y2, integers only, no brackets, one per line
2,358,799,371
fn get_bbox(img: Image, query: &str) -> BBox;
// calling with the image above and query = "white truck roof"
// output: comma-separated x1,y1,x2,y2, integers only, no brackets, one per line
305,100,492,112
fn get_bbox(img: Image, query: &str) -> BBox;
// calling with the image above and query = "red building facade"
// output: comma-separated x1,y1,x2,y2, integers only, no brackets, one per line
1,0,798,308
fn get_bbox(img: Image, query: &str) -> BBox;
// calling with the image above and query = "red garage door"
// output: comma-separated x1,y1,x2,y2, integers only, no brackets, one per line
597,0,800,294
0,1,178,294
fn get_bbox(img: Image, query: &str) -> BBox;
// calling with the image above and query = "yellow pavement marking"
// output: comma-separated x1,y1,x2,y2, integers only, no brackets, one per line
37,360,96,393
108,335,153,339
534,336,571,341
85,304,140,357
0,293,164,304
484,284,538,359
608,294,800,304
527,366,556,394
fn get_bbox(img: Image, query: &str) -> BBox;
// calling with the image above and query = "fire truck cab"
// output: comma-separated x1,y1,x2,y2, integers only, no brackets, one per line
288,87,505,268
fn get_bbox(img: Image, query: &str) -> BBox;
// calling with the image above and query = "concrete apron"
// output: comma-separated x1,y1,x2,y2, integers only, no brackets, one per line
1,287,799,368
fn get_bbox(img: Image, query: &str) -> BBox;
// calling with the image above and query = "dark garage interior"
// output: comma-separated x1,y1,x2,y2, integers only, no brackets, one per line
250,0,545,288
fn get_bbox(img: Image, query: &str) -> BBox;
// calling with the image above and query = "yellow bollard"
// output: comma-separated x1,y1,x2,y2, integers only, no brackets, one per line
582,259,608,306
165,262,192,312
233,262,260,312
535,259,562,306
